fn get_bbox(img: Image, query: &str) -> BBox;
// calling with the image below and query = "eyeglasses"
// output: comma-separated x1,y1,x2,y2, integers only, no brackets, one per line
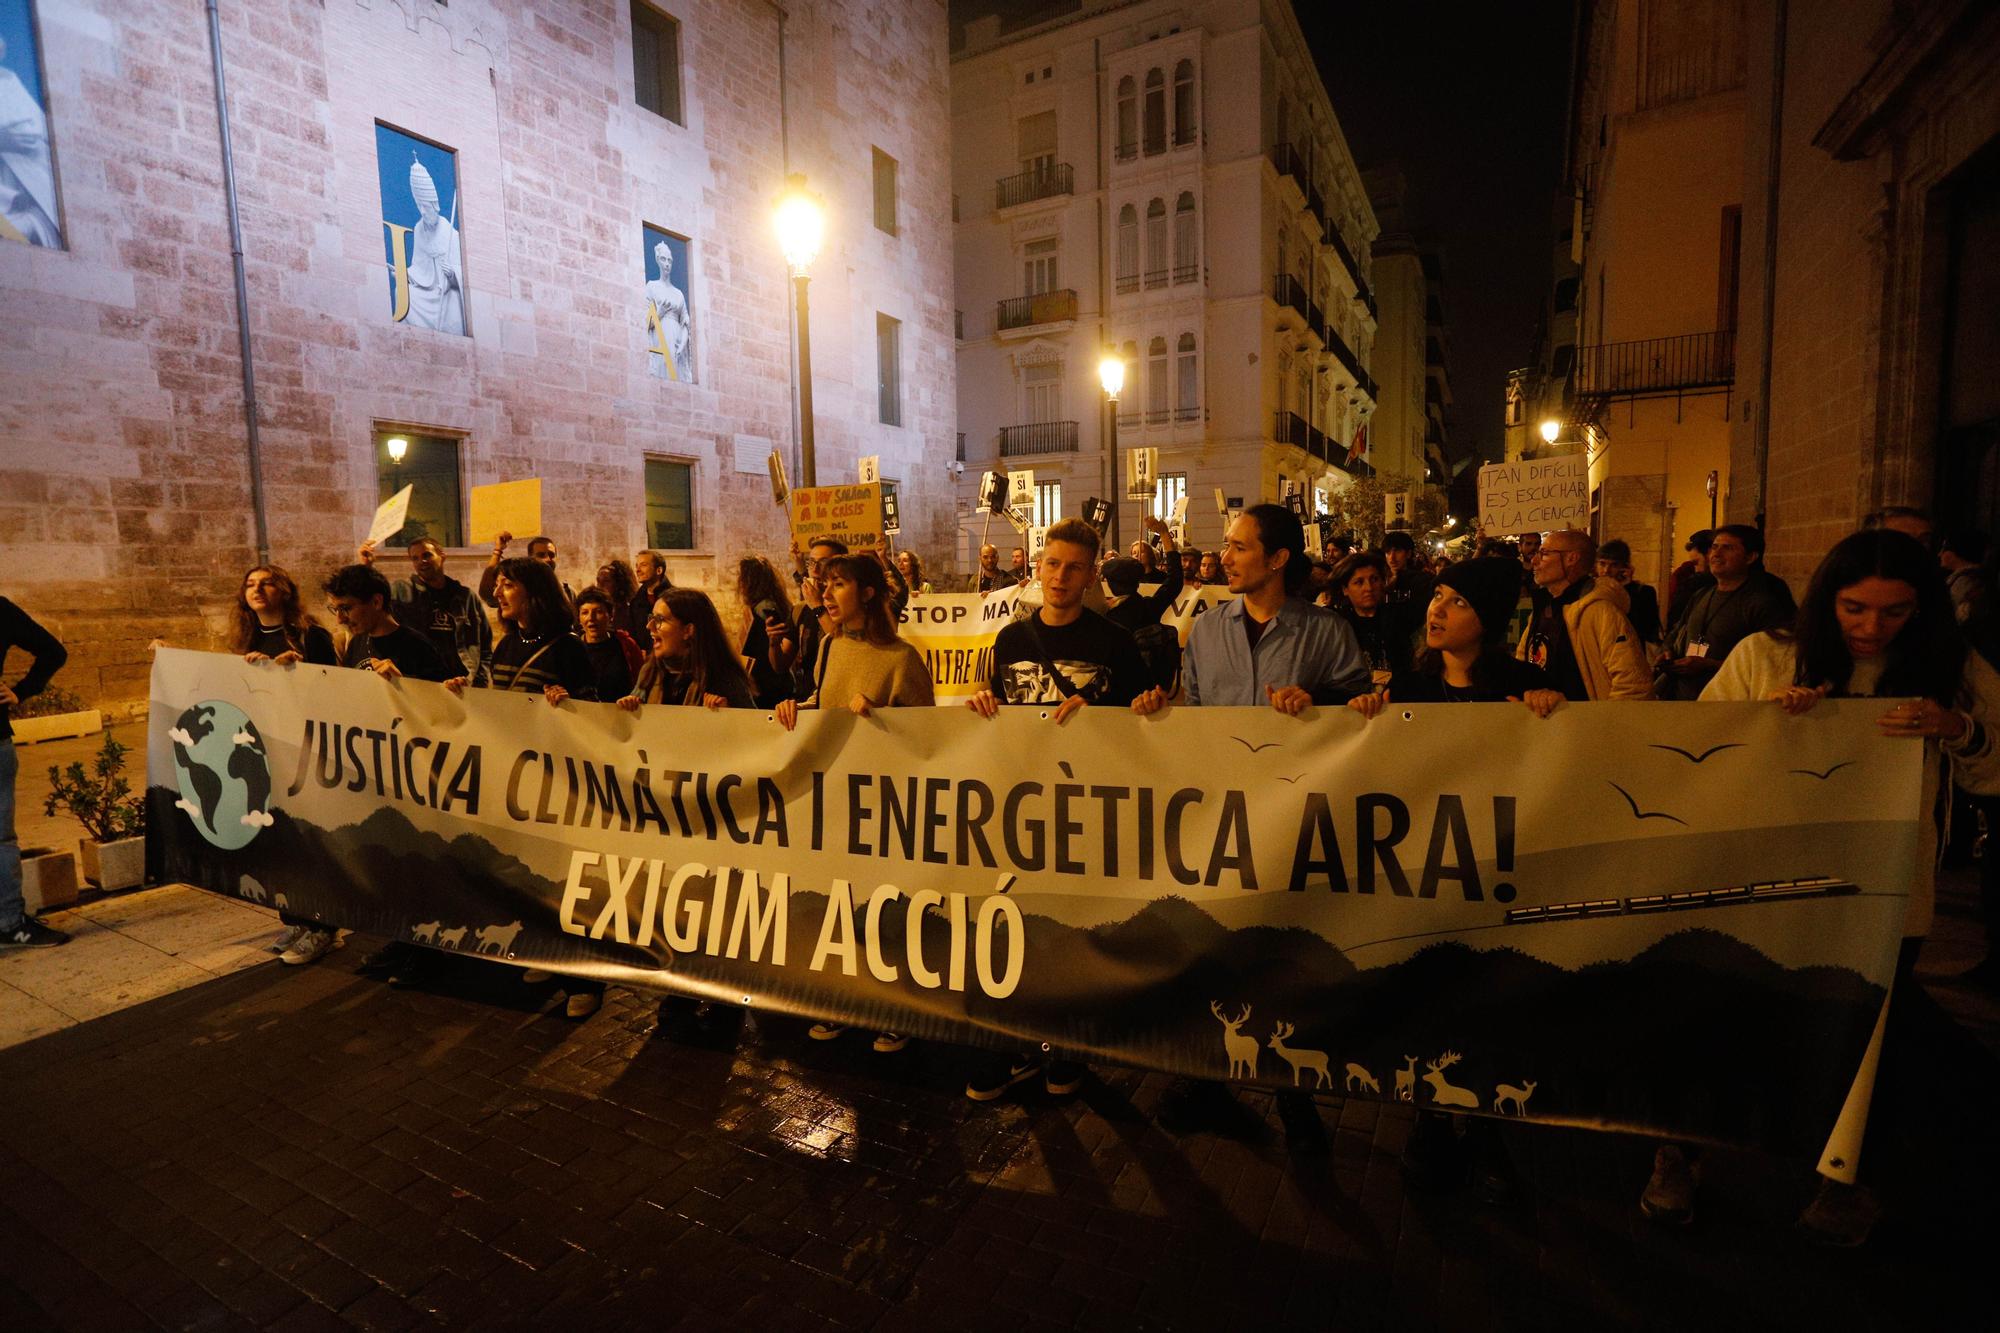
646,614,670,629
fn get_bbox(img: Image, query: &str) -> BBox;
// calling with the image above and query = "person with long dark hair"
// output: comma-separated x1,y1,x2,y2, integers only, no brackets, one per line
1329,551,1419,686
775,554,933,1054
455,557,595,703
1345,556,1561,1199
1672,528,2000,1244
619,588,755,711
234,565,336,667
735,556,797,709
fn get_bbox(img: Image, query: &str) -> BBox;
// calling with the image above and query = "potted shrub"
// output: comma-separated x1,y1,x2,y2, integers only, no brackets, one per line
45,733,147,892
10,685,102,745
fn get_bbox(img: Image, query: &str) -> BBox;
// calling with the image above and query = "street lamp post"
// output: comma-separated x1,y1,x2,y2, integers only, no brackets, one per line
775,175,826,487
1099,354,1125,551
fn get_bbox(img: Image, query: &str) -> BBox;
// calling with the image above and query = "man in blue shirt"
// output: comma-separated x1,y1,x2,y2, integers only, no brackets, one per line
1133,503,1370,715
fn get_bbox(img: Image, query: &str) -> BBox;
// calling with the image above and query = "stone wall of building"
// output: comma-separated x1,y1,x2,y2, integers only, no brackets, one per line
0,0,954,714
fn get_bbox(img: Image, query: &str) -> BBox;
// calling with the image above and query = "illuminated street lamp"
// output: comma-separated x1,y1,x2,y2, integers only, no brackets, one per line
384,435,409,464
775,175,826,485
1539,418,1562,445
1099,354,1125,550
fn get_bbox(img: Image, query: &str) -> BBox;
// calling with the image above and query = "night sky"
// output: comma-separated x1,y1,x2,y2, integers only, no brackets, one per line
1303,2,1575,467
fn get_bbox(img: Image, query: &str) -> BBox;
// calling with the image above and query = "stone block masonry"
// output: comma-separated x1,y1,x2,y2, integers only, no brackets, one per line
0,0,956,716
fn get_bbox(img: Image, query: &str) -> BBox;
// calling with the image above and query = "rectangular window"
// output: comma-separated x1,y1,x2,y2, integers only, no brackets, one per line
1033,480,1064,531
1023,237,1058,295
374,429,463,548
873,147,898,236
876,313,902,426
630,3,683,125
1717,204,1742,333
1017,110,1057,177
644,457,695,549
1023,361,1062,423
1152,471,1187,523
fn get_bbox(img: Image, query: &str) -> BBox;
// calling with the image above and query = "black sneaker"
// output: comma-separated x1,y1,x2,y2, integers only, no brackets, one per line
966,1053,1040,1101
1043,1060,1086,1097
0,917,71,950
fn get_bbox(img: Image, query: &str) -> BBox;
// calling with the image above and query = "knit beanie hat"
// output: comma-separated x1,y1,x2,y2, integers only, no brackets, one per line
1436,557,1523,644
1100,557,1145,597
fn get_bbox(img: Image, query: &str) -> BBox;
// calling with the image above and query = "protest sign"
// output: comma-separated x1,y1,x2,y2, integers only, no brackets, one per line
151,649,1917,1157
1127,448,1157,500
896,585,1026,703
767,450,789,506
468,479,543,546
789,483,883,550
1385,491,1412,528
366,484,413,547
1007,470,1035,511
980,471,1008,515
1082,497,1110,536
1479,455,1587,534
858,456,880,485
881,481,901,535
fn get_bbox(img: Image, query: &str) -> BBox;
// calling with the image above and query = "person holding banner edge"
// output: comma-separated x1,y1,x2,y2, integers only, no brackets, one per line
1682,527,2000,1244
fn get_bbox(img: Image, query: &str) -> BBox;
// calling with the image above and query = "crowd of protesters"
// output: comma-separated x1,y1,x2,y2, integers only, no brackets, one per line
5,499,2000,1248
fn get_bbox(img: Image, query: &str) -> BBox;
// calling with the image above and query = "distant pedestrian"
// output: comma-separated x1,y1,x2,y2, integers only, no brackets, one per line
0,596,69,951
1667,529,1714,628
1381,530,1435,608
736,555,798,709
1330,551,1419,685
1658,524,1794,700
1519,530,1651,700
1596,539,1662,650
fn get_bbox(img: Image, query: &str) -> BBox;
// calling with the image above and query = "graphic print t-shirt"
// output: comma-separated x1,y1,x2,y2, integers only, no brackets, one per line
989,610,1149,708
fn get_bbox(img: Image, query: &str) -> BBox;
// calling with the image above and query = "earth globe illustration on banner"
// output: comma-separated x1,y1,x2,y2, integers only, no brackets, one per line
168,700,274,852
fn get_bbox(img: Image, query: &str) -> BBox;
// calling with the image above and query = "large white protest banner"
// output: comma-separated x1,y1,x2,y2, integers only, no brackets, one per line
1478,454,1588,534
151,649,1917,1157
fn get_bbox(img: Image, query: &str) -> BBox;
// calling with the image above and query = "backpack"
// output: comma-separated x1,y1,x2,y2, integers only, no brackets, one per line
1132,621,1182,695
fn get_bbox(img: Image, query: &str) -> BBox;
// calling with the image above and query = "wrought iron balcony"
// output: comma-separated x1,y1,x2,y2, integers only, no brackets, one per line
1270,142,1307,191
1172,263,1200,284
1575,330,1736,397
1323,323,1377,402
1143,268,1168,290
1324,225,1376,319
1273,411,1310,450
1306,181,1326,226
996,289,1078,331
998,421,1079,457
1272,273,1310,323
995,163,1073,211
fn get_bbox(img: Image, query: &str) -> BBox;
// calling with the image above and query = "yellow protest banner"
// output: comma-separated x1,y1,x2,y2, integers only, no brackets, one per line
468,479,543,546
789,483,883,550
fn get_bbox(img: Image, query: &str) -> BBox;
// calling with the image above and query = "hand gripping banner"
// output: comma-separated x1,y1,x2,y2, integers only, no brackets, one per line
148,650,1920,1160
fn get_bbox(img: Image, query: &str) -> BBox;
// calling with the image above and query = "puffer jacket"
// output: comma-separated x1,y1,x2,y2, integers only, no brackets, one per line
1516,575,1652,700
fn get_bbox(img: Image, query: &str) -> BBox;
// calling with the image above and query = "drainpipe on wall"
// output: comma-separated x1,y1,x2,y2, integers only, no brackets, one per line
766,2,802,494
204,0,270,564
1094,37,1111,536
1751,0,1787,530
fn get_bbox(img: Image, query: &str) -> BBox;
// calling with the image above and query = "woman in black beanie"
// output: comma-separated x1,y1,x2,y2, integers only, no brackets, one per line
1349,557,1563,710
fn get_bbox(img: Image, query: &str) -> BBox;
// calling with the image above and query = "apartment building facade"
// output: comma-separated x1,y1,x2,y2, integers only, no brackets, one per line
950,0,1377,560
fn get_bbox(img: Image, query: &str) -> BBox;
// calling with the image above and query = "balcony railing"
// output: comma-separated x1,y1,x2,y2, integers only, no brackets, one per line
1307,423,1328,462
1575,330,1736,397
1306,297,1326,338
1172,263,1200,284
1174,405,1202,423
1306,181,1326,225
1114,142,1136,164
1324,225,1376,318
1273,411,1309,450
1143,268,1168,290
996,289,1078,331
1270,142,1307,191
1144,408,1170,426
1272,273,1310,322
1115,274,1139,294
995,163,1073,210
999,421,1079,457
1324,322,1377,402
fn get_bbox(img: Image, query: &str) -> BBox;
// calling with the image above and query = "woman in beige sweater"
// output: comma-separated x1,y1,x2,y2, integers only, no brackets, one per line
775,554,934,725
774,553,935,1053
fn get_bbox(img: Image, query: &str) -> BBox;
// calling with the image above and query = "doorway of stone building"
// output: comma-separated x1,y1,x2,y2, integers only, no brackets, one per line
1933,136,2000,537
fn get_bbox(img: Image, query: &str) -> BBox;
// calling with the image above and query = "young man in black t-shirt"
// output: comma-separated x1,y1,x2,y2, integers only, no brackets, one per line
325,565,451,682
962,518,1149,1101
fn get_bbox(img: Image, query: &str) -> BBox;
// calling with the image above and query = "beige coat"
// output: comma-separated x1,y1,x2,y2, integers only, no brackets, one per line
1515,575,1653,700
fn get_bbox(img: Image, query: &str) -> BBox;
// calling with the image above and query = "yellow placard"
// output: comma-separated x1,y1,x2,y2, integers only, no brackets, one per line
789,483,884,550
468,479,543,546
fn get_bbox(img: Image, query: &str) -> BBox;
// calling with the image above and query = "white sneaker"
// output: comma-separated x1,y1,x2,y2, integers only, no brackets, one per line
520,969,554,984
807,1022,846,1041
280,928,338,966
268,924,307,955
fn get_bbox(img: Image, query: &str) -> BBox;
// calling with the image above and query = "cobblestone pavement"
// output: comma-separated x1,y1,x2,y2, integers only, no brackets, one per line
1,936,1994,1333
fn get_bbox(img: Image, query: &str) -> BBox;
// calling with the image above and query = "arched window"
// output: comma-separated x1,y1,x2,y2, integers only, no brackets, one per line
1172,60,1196,146
1143,69,1166,155
1115,77,1136,162
1115,205,1138,292
1144,198,1167,288
1172,193,1197,283
1147,336,1169,418
1176,332,1198,417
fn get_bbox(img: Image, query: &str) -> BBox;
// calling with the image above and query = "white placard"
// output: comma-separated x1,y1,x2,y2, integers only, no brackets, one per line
734,434,773,475
366,484,413,546
858,455,880,484
1477,454,1588,535
1126,447,1157,500
1007,469,1035,510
